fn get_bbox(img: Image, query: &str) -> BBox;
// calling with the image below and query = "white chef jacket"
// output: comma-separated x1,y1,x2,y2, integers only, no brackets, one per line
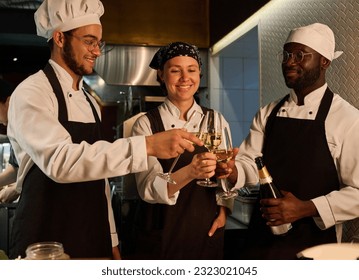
233,83,359,241
131,98,234,210
7,59,148,247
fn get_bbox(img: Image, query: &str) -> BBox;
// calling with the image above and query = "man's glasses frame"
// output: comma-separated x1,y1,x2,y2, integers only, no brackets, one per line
64,32,106,54
277,50,313,64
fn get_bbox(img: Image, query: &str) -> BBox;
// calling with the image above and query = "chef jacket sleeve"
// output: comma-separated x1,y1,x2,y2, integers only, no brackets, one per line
312,113,359,229
131,115,179,205
232,105,273,190
7,78,148,187
105,179,119,247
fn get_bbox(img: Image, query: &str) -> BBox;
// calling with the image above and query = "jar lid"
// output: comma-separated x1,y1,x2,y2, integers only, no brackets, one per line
25,241,69,260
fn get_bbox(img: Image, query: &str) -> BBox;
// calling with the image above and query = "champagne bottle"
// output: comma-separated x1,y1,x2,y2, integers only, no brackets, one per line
255,156,292,235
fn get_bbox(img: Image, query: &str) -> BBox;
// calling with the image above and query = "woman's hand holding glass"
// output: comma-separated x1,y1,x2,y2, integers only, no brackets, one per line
157,110,204,184
189,152,217,182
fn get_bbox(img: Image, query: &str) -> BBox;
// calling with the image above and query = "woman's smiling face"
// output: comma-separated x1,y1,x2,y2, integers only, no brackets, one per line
159,56,201,105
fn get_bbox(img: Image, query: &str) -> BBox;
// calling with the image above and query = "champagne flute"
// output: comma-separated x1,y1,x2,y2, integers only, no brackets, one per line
157,110,203,184
196,110,221,187
216,127,238,199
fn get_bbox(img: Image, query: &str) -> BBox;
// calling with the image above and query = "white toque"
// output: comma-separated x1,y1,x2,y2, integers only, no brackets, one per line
285,23,343,61
34,0,104,41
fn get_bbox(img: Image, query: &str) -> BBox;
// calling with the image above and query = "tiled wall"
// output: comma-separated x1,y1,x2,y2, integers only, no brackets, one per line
259,0,359,107
208,0,359,239
208,0,359,147
208,28,259,147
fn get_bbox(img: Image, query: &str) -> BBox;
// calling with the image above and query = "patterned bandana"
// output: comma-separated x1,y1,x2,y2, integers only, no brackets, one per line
149,42,202,70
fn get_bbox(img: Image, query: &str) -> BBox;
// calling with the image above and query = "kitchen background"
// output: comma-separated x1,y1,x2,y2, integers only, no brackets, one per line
0,0,359,258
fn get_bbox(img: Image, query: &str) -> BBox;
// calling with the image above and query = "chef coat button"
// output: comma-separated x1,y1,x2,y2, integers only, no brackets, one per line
69,93,72,97
309,111,313,115
171,124,175,128
281,109,285,112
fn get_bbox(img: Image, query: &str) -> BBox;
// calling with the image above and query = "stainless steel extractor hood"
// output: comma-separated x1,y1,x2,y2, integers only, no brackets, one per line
93,44,208,87
94,45,158,86
84,44,208,110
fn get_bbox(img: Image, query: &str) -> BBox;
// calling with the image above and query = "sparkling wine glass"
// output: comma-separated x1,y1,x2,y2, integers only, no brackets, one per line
217,126,238,199
196,110,221,187
157,110,203,184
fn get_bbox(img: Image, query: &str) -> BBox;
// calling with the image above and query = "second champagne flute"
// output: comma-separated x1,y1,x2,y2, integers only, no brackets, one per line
216,127,238,199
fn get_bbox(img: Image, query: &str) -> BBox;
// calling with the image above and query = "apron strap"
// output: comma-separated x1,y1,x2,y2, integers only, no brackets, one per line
263,94,289,154
43,63,68,123
81,87,102,125
146,107,164,134
315,87,334,122
43,63,103,138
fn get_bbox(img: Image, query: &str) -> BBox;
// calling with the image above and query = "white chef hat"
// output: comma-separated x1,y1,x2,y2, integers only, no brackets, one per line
34,0,104,41
285,23,343,61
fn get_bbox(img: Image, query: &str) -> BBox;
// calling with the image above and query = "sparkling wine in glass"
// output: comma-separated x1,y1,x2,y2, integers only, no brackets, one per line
217,127,238,199
157,110,203,184
196,110,222,187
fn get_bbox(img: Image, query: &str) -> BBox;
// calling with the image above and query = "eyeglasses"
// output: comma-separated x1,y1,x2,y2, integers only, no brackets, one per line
65,33,106,54
277,50,313,64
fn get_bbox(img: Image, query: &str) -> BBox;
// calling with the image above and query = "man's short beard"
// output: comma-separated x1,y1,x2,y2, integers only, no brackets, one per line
285,66,321,92
62,40,90,76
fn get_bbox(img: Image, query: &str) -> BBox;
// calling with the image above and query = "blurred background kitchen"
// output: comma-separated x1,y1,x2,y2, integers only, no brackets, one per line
0,0,358,259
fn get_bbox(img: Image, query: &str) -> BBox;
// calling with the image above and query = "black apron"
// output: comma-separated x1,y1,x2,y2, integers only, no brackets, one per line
10,64,112,259
241,88,338,259
132,107,224,260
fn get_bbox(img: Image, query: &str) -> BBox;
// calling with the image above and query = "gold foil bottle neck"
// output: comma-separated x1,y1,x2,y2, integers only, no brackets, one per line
258,167,270,179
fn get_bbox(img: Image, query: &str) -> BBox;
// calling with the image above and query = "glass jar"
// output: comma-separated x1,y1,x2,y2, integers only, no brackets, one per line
25,242,70,260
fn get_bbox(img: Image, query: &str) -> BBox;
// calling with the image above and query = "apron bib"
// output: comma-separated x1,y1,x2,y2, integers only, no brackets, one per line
133,107,224,259
10,64,112,259
242,88,338,259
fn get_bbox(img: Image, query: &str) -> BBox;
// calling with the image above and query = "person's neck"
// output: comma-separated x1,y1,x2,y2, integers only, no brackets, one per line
50,57,81,91
294,81,326,106
168,98,195,121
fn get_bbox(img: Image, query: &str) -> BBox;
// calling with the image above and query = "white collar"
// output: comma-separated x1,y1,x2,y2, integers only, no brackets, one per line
289,83,328,106
163,98,202,120
48,59,84,91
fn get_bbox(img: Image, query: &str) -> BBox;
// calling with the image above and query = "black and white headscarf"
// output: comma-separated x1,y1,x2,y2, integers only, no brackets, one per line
149,41,202,70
